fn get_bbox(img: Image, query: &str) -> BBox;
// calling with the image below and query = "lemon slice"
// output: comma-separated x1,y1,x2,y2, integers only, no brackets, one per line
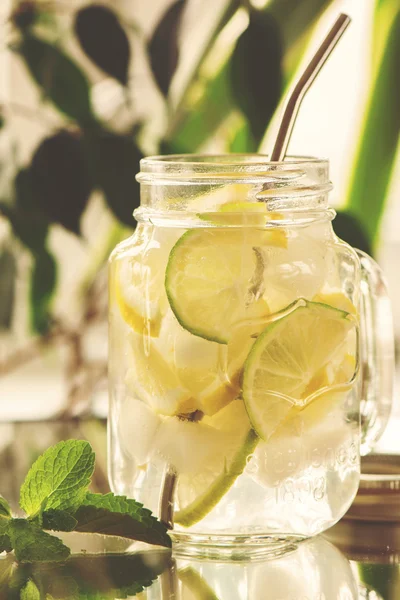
174,400,258,527
154,312,246,416
313,292,357,315
112,228,179,337
242,300,356,440
200,201,287,246
113,260,162,337
125,333,197,416
201,201,268,226
165,228,275,344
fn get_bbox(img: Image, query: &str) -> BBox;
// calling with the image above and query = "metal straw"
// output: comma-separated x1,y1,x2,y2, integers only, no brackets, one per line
270,13,351,162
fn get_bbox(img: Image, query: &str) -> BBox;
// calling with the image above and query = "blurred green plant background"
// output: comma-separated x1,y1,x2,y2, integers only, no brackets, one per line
0,0,399,416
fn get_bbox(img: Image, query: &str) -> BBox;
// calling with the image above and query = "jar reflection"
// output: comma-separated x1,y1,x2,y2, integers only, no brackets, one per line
146,536,358,599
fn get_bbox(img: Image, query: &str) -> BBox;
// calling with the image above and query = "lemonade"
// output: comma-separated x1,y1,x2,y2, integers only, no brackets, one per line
108,156,363,553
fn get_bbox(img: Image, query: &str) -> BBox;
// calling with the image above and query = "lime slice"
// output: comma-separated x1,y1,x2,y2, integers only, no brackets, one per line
178,567,219,599
125,333,197,416
242,300,356,440
248,350,358,488
287,352,357,430
174,400,258,527
165,228,275,344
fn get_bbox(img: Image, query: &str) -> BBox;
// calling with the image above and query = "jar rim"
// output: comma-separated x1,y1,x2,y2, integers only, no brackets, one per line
136,154,332,222
140,153,328,172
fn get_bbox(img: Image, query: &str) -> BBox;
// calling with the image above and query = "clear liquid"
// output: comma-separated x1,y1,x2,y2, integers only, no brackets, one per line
108,220,360,548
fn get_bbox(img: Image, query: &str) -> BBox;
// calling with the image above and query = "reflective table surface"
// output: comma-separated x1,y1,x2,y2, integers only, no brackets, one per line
0,522,398,600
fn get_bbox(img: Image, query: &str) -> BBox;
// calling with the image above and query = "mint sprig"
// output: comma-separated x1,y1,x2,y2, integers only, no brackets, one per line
41,509,78,532
20,439,95,517
74,493,171,547
0,440,171,562
8,519,70,563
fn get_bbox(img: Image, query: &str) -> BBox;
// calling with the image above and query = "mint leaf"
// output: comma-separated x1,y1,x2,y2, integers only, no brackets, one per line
20,579,40,600
0,535,12,553
0,497,11,517
8,519,70,562
74,493,171,548
0,520,12,552
42,510,78,532
20,440,95,517
0,501,12,554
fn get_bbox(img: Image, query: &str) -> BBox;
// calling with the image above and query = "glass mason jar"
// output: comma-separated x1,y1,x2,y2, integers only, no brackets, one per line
108,155,394,557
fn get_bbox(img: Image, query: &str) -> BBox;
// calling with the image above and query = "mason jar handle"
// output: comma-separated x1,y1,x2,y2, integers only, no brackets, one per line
356,249,394,455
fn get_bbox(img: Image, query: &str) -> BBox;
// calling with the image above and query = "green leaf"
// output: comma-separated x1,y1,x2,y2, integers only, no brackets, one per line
230,10,283,146
168,0,333,152
29,248,57,334
0,518,10,533
333,211,372,257
0,170,49,253
228,116,255,152
75,5,131,86
20,440,95,518
15,34,95,125
0,249,16,330
345,2,400,249
0,499,12,553
0,498,12,554
20,579,41,600
0,535,12,553
148,0,186,96
86,129,142,227
8,519,70,563
166,64,233,153
42,510,78,533
0,497,11,518
29,129,94,235
11,3,38,31
73,493,171,548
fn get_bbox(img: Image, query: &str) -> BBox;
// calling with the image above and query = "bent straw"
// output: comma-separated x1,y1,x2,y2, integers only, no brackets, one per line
270,13,351,162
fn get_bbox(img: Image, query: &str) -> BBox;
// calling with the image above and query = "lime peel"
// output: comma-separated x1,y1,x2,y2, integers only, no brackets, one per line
165,229,271,344
242,300,356,441
175,429,258,527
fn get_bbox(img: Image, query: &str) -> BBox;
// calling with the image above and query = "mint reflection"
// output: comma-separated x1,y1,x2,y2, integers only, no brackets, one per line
0,549,171,599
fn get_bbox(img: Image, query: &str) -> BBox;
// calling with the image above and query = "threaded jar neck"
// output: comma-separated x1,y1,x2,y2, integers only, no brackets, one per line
135,154,335,227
